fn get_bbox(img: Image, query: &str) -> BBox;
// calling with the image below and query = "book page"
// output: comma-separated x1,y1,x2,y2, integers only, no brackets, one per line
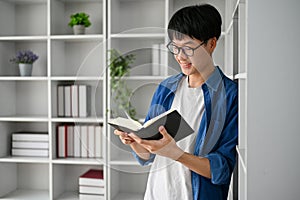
109,117,143,131
143,109,175,128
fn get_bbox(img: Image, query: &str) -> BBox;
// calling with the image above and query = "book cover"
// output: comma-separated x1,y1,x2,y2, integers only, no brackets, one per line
71,85,79,117
12,141,49,149
79,85,91,117
79,186,105,195
95,126,102,158
108,109,194,142
74,125,81,157
79,169,104,187
57,85,65,117
12,149,49,157
12,132,48,142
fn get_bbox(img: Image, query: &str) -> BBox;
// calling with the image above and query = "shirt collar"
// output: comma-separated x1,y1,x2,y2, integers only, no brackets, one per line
204,66,224,92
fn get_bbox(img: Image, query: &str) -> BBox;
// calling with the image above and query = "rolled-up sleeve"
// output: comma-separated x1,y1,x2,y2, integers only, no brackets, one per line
132,151,156,166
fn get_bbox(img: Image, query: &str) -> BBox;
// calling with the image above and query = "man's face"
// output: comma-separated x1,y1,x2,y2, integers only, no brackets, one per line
171,36,214,77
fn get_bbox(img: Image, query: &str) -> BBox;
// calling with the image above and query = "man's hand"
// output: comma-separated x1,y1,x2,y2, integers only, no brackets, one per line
129,126,184,160
114,129,135,145
114,129,151,160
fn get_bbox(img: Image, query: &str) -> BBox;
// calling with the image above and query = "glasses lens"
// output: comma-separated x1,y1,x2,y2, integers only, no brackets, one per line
168,43,179,54
182,47,193,56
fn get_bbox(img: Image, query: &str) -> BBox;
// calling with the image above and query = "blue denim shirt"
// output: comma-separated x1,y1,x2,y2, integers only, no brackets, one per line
133,66,238,200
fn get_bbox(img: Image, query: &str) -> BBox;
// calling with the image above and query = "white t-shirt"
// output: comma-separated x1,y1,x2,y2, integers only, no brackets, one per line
144,76,205,200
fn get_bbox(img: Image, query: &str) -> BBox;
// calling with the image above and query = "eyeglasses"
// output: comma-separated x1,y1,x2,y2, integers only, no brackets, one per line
166,41,206,57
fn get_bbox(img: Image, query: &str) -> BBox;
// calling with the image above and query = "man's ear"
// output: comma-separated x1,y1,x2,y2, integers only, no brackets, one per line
207,37,217,53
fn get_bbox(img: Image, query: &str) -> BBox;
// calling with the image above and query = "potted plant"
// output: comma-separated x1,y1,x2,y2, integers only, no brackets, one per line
108,49,137,119
10,50,39,76
68,12,92,35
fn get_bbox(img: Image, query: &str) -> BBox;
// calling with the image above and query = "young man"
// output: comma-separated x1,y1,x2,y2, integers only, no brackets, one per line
114,4,238,200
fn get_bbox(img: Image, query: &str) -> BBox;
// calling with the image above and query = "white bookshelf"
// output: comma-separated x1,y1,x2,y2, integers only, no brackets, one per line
1,0,230,199
224,1,247,199
235,0,300,199
0,0,107,199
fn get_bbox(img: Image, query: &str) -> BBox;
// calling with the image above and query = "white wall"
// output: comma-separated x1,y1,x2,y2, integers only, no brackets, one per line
247,0,300,199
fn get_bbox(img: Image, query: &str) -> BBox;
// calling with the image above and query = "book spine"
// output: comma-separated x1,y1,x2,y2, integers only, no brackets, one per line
88,125,95,158
79,85,91,117
67,125,74,157
79,194,105,200
57,85,65,117
12,149,49,157
80,125,88,158
57,125,68,158
12,141,49,149
12,133,48,142
64,86,71,117
79,178,105,187
79,186,105,195
95,126,102,158
74,125,81,157
71,85,79,117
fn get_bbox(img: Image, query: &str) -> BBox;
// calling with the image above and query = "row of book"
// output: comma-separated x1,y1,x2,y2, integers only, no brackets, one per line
11,132,49,157
57,84,91,117
57,125,102,158
152,43,167,76
79,169,105,199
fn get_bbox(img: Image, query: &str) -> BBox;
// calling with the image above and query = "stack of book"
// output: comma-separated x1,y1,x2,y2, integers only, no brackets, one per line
11,132,49,157
57,84,91,117
79,169,105,200
57,124,102,158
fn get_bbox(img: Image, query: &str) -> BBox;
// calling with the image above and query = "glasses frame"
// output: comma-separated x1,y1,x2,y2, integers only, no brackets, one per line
166,41,207,57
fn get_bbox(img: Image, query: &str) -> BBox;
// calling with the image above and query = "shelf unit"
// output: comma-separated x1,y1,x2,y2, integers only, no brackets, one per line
0,0,106,199
1,0,231,199
225,0,247,199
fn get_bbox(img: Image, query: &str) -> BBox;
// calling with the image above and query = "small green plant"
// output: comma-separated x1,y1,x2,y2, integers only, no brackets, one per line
108,49,136,119
68,12,91,27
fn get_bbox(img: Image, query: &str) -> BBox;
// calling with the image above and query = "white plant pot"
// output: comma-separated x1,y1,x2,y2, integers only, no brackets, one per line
73,25,86,35
19,63,33,76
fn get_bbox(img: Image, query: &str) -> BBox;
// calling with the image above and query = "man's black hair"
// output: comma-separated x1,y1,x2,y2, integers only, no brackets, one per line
168,4,222,42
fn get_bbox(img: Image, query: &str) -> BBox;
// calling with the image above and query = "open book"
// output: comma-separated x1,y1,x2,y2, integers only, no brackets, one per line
108,109,194,142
